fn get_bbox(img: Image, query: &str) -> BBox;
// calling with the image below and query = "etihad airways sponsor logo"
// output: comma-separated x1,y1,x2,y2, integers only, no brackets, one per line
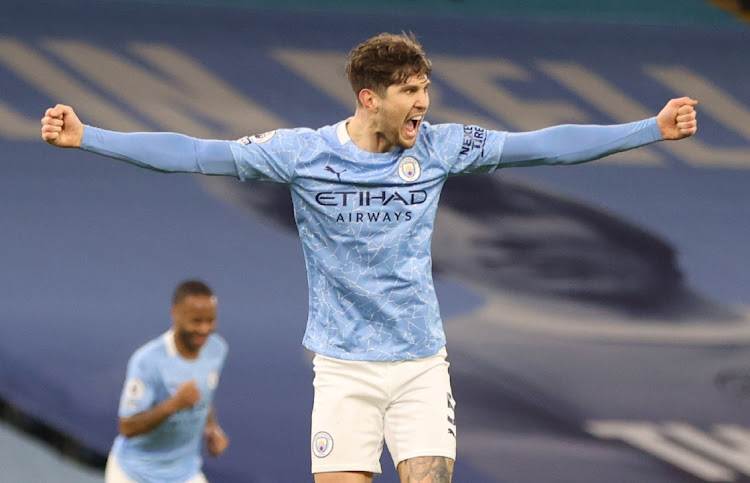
335,211,412,223
587,420,750,482
314,189,427,223
315,189,427,207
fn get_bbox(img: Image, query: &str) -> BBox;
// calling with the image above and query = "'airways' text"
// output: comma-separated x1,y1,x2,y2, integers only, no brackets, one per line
336,211,413,223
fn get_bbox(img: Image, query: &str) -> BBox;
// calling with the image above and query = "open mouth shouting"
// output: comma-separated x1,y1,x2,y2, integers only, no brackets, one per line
404,114,423,140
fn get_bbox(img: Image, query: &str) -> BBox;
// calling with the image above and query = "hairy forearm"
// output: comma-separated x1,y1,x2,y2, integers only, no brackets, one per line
119,398,180,438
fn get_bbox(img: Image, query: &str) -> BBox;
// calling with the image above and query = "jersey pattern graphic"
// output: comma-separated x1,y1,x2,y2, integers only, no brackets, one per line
232,121,505,361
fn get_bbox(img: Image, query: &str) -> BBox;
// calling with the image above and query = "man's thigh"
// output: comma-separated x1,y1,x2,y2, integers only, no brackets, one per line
314,471,375,483
310,354,389,475
384,348,457,468
310,349,457,477
397,457,454,483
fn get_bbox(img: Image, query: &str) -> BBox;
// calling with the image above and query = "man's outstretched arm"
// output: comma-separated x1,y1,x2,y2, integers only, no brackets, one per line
41,103,238,176
498,97,698,168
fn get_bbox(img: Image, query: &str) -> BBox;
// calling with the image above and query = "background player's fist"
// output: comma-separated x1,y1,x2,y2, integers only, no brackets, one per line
172,380,201,410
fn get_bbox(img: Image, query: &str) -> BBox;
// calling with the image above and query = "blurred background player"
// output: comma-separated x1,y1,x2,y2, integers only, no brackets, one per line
104,280,229,483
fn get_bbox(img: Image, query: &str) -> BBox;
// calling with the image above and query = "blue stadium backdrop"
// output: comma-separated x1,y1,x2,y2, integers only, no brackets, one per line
1,0,750,481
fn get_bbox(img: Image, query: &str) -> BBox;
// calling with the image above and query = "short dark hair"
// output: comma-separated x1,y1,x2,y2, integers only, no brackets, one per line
172,279,214,305
346,32,432,99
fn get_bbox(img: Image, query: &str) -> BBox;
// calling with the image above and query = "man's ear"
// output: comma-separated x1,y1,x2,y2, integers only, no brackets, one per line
358,88,379,112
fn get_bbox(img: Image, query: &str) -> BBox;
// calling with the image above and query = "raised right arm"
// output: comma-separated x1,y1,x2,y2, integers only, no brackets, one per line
81,127,239,176
41,104,239,176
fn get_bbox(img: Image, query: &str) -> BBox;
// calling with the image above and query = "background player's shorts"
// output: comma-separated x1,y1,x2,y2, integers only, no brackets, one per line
104,452,209,483
310,347,457,475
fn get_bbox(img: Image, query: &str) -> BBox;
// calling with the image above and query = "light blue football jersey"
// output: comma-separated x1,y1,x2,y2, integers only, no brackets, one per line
229,121,505,361
82,117,661,362
111,330,228,483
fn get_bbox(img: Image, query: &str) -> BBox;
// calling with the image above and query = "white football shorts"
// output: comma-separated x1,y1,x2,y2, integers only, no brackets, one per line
104,452,209,483
310,347,457,474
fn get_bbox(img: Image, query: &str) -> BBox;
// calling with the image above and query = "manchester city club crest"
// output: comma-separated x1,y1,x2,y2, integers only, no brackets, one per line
312,431,334,458
398,156,421,182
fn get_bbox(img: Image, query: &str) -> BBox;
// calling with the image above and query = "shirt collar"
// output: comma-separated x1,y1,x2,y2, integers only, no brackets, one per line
163,329,178,357
336,118,353,145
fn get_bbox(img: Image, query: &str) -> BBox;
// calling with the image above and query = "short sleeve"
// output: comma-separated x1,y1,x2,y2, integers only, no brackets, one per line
118,353,158,418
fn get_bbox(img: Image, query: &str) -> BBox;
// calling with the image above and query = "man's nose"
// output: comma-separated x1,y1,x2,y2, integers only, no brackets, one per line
415,91,429,109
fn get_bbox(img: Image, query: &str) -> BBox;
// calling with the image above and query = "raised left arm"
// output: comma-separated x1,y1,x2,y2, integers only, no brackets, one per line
656,96,698,140
497,97,698,168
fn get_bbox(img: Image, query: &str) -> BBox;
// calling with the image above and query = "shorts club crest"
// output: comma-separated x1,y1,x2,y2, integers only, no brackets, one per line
312,431,334,458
